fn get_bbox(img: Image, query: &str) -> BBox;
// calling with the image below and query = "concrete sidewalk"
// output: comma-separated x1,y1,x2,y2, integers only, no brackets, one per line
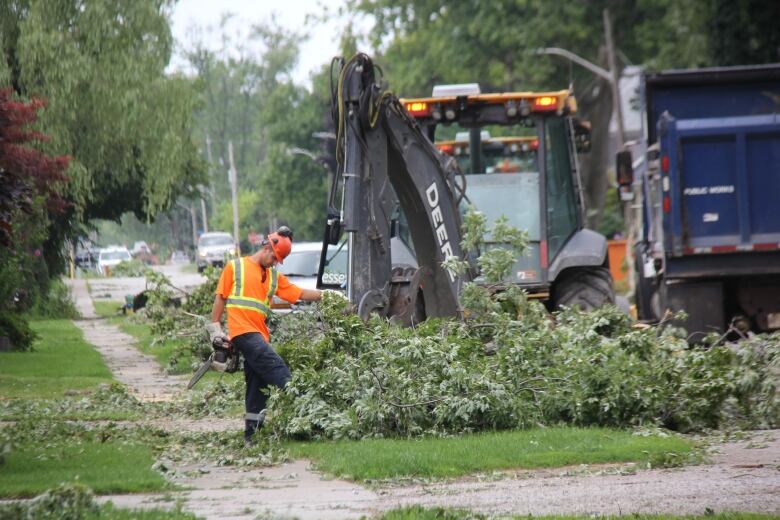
65,278,186,401
64,278,96,319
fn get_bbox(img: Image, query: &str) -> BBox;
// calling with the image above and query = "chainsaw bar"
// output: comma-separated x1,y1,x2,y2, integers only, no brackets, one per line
187,352,214,390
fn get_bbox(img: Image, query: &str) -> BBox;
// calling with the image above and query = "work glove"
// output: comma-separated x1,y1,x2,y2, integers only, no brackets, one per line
205,322,229,348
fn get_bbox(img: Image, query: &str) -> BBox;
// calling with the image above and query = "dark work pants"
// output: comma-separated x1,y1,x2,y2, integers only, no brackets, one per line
232,332,291,439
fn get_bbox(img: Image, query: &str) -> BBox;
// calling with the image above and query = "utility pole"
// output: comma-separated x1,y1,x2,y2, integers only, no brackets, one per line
189,203,198,249
603,8,626,148
603,8,635,300
174,201,198,252
205,133,218,217
199,189,209,233
228,141,241,255
536,18,635,301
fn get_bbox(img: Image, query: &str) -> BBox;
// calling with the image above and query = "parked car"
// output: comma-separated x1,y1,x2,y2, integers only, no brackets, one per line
272,242,346,311
75,242,99,270
277,238,414,292
278,241,319,288
196,232,236,273
269,239,414,311
97,246,132,276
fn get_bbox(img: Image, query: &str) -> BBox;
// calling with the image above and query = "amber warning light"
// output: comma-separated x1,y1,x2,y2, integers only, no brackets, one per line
405,101,430,117
533,96,557,111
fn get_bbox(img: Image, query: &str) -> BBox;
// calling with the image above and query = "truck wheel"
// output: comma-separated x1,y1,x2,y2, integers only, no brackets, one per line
551,266,615,311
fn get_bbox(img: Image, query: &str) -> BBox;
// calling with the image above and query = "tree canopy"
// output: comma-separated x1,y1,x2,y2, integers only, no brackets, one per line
347,0,780,227
0,0,204,271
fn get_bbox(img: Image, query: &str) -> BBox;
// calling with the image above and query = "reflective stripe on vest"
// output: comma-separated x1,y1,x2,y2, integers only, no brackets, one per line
225,258,278,317
267,268,278,301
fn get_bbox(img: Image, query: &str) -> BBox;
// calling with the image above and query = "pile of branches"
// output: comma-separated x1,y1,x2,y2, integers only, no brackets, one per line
136,268,219,372
264,291,779,440
139,213,778,439
110,259,149,277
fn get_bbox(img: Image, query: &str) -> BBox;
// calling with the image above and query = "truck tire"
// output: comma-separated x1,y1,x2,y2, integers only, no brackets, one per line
551,266,615,311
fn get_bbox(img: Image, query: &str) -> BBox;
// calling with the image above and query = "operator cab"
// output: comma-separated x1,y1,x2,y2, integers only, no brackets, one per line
402,84,588,296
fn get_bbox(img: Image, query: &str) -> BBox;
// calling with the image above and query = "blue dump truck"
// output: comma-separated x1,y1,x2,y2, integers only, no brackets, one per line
618,64,780,339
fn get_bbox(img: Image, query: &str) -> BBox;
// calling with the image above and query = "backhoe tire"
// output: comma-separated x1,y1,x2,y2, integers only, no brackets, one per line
551,266,615,311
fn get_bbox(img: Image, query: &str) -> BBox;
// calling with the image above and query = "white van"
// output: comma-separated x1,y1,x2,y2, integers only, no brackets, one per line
97,246,132,276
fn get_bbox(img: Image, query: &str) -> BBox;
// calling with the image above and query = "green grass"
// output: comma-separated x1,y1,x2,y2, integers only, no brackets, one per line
113,318,198,377
0,440,171,497
381,509,779,520
0,320,114,399
287,427,694,481
0,494,197,520
179,263,198,274
92,300,127,318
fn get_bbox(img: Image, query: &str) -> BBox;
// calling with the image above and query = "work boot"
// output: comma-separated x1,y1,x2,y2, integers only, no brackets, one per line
244,413,265,447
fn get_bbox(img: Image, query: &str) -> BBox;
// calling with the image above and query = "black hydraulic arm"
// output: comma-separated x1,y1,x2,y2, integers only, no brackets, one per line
325,54,471,319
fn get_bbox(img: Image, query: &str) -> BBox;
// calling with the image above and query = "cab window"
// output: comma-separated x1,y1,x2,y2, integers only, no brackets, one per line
544,117,579,260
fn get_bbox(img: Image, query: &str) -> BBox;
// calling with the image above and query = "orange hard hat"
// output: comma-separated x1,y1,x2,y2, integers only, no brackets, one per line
266,231,292,264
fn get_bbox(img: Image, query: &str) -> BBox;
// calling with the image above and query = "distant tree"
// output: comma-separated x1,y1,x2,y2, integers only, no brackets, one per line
348,0,769,227
348,0,643,227
182,19,330,242
709,0,780,65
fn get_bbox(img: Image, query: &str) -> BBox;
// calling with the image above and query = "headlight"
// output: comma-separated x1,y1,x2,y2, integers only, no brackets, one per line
199,251,207,258
227,248,236,255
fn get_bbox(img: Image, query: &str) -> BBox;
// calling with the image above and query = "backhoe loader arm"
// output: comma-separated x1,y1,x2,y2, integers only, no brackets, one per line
325,54,470,321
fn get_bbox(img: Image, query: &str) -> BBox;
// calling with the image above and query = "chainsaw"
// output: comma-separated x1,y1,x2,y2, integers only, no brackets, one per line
187,337,240,390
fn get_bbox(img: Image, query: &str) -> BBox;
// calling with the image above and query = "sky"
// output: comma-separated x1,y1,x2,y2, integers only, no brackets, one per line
169,0,369,86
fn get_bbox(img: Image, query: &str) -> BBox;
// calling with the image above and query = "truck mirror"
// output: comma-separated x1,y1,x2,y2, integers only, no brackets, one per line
326,217,342,245
390,218,399,238
616,150,634,187
573,119,591,153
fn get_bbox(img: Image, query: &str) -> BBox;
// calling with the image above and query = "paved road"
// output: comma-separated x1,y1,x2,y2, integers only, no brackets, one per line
85,264,206,302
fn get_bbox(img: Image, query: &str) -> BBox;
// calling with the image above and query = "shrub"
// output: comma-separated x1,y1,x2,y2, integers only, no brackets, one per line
0,311,37,351
138,266,220,372
31,278,79,319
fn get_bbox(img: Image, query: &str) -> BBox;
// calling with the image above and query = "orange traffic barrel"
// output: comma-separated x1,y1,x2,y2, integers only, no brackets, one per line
607,239,627,283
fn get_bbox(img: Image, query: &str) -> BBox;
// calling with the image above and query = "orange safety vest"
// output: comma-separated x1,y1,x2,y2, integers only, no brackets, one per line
226,257,278,317
218,257,285,341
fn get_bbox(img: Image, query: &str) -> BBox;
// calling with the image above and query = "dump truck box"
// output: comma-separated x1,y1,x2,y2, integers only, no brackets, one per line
634,64,780,335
